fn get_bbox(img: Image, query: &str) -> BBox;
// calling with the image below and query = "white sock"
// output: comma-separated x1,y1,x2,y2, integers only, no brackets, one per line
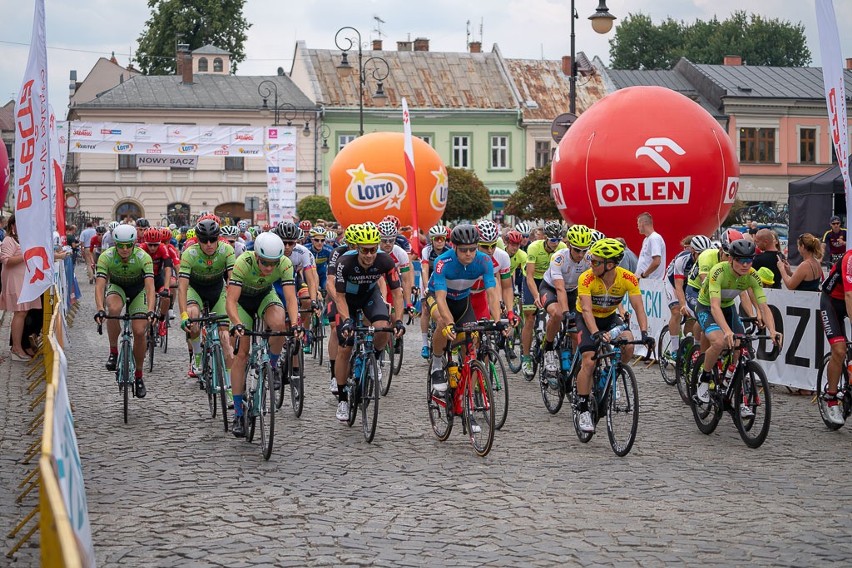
431,354,443,372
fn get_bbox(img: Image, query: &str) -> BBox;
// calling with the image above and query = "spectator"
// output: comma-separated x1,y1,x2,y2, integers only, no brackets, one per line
756,267,775,287
80,221,96,284
614,237,639,273
743,221,759,243
751,229,783,290
636,212,666,279
777,233,823,292
0,217,6,242
822,215,846,267
0,215,43,361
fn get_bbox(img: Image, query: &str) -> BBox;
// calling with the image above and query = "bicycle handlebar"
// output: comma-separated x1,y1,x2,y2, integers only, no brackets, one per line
452,319,509,334
185,313,230,325
231,327,302,355
96,313,150,335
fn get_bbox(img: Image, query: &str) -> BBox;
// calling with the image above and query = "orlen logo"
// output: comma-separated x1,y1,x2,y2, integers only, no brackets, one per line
146,143,163,154
178,143,198,154
429,167,448,211
595,136,689,207
214,144,229,156
634,137,685,173
723,177,739,204
344,163,407,210
113,142,133,153
72,128,92,137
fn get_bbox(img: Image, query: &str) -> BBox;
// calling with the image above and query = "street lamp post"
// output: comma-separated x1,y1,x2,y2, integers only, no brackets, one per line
334,26,390,137
257,79,312,136
570,1,617,115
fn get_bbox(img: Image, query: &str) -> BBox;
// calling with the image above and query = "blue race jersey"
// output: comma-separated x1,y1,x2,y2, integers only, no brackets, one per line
309,243,334,288
429,250,495,301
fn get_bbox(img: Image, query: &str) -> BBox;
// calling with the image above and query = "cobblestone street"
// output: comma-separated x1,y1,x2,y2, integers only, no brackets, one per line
3,277,852,566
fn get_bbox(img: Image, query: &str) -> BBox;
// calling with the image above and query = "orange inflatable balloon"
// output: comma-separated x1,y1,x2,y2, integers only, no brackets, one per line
329,132,448,229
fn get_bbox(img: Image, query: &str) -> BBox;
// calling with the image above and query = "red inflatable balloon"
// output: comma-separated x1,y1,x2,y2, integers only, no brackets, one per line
0,142,9,209
551,86,739,258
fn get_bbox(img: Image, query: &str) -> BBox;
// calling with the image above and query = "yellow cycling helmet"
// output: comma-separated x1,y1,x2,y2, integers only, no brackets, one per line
186,228,196,240
589,237,624,261
566,224,593,248
350,223,381,245
343,224,362,245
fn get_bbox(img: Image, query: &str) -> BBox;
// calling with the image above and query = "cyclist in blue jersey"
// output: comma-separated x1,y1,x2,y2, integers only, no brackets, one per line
308,226,334,290
426,224,503,393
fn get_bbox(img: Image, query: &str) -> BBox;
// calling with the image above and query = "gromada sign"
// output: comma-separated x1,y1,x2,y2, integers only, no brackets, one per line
136,155,198,169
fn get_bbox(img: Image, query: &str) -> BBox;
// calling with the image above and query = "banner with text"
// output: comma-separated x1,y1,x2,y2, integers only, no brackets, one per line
264,126,298,224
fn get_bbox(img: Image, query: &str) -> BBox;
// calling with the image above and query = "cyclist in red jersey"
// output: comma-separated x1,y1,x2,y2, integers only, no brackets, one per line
818,248,852,425
140,227,174,334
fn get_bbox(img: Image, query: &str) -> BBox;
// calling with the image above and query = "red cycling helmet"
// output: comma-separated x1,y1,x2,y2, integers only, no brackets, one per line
262,223,271,232
720,228,744,252
299,220,312,232
505,230,523,245
160,227,172,243
382,215,401,230
199,213,221,225
143,227,161,244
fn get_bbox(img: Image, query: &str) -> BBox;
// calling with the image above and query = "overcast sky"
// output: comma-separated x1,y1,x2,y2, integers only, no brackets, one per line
1,0,851,115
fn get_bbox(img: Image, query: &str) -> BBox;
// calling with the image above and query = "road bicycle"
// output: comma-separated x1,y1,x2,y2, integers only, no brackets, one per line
572,335,644,457
687,322,775,448
527,308,547,381
307,307,325,367
275,331,305,418
344,319,396,443
501,295,523,374
378,318,405,397
427,319,506,457
815,341,852,430
97,309,151,424
479,328,510,430
186,309,230,432
540,313,581,415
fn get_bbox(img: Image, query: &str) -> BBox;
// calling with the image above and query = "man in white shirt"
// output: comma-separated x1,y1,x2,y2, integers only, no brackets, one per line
636,212,666,280
79,221,97,284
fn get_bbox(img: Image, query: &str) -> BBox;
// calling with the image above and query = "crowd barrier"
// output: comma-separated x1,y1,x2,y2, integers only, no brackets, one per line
7,282,95,566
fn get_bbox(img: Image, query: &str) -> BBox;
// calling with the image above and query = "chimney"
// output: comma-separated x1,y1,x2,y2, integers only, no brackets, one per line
372,39,383,51
723,55,742,66
176,43,190,76
562,56,572,76
181,53,193,84
397,40,412,52
413,37,430,52
847,58,852,70
468,41,481,53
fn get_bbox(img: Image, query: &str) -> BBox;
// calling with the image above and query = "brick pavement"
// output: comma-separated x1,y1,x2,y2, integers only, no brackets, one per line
3,278,852,566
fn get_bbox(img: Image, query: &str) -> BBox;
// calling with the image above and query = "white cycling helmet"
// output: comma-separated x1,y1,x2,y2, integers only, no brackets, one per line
254,232,284,261
237,220,249,232
515,221,531,235
108,221,120,231
477,220,499,243
168,223,177,231
112,224,136,244
690,235,713,253
221,225,239,238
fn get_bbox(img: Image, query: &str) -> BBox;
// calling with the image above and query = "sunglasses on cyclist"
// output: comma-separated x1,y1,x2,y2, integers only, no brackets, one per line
359,246,378,254
547,238,562,244
258,258,278,267
115,242,134,249
589,259,611,267
198,237,217,244
733,256,755,264
312,238,325,243
146,242,160,247
479,243,497,250
380,238,396,245
570,246,588,254
456,246,477,253
282,241,297,246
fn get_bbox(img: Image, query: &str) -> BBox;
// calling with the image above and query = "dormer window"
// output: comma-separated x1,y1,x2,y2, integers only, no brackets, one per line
198,57,208,72
214,58,223,73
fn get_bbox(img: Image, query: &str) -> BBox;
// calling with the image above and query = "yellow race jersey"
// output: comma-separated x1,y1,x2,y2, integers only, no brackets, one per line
576,266,641,317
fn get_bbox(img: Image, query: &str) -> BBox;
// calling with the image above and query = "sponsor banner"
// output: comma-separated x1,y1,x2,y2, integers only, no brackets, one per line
136,155,198,169
596,176,690,207
625,279,822,390
265,126,298,224
55,120,68,171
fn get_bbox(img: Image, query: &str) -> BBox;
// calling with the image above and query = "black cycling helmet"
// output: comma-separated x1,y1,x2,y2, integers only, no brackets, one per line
450,224,479,246
95,226,106,234
135,217,150,228
274,221,301,241
729,239,756,259
195,218,220,239
544,221,564,240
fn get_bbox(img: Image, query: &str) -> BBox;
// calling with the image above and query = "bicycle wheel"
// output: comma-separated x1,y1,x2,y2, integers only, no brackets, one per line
346,360,359,427
290,341,304,418
465,360,495,457
504,325,522,374
816,353,844,431
160,321,169,354
488,348,509,430
571,373,595,443
529,331,544,381
361,353,380,443
147,325,155,373
606,364,639,457
381,338,394,397
275,343,289,410
427,356,453,440
733,361,771,448
540,353,564,415
675,336,695,404
212,344,229,432
658,326,677,386
246,365,264,444
392,332,404,376
689,355,722,435
258,361,275,460
120,340,132,424
203,347,216,419
314,317,325,367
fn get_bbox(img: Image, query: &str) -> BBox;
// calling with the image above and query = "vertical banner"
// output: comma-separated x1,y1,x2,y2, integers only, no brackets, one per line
816,0,851,243
50,107,66,241
401,98,421,256
264,126,298,224
14,0,55,303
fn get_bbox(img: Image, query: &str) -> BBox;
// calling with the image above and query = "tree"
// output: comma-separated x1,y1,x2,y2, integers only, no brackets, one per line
296,195,333,223
609,11,811,70
504,166,560,221
444,167,492,223
135,0,251,75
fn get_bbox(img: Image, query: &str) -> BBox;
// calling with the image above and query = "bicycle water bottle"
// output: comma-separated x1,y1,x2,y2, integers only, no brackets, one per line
596,371,607,394
247,367,257,393
560,348,572,372
447,362,460,389
608,323,629,340
723,363,736,387
353,356,363,380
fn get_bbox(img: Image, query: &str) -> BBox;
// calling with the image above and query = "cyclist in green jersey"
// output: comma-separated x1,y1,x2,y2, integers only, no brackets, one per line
226,232,302,437
93,224,157,398
178,219,236,379
694,239,781,404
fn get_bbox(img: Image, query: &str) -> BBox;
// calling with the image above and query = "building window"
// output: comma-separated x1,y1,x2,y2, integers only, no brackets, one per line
167,202,190,227
198,57,208,72
225,157,244,171
213,58,223,72
115,201,143,221
740,127,775,163
490,135,509,169
799,128,816,164
831,142,838,164
416,134,433,146
535,140,551,168
338,134,356,151
452,135,470,168
118,154,137,170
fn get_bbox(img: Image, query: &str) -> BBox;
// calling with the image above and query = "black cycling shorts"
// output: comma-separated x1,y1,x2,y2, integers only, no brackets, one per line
539,281,577,312
820,293,848,346
576,312,624,353
425,292,476,327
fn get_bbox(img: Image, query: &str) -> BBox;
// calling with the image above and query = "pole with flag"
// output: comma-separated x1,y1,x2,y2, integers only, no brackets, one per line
14,0,55,303
401,98,422,257
816,0,851,249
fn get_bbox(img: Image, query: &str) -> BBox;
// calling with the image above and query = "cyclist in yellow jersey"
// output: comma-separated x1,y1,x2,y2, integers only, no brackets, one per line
521,222,567,377
575,238,653,433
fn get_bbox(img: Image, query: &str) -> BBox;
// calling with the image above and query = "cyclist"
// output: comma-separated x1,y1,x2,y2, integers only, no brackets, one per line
221,225,245,256
308,226,334,290
91,226,106,265
819,240,852,425
333,224,406,421
299,220,313,246
539,224,593,374
663,235,712,357
177,219,236,379
382,214,412,253
419,224,451,357
133,218,150,243
427,224,503,395
274,221,320,358
226,232,302,437
140,227,174,335
93,224,157,398
515,221,532,251
378,220,414,313
102,221,119,250
522,221,568,378
470,220,515,322
683,230,741,343
694,239,781,406
325,224,359,395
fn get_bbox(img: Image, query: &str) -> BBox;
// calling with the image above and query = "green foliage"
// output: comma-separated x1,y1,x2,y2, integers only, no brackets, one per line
296,195,333,223
444,167,492,223
610,11,811,70
504,166,560,221
136,0,251,75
